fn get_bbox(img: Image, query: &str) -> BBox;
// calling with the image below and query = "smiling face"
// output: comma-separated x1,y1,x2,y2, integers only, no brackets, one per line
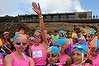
47,52,59,64
33,31,42,43
72,51,86,65
78,39,85,44
14,37,27,52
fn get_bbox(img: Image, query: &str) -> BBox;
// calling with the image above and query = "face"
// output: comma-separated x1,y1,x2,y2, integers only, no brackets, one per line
47,52,59,64
59,33,66,38
29,39,35,46
59,46,65,53
97,32,99,37
77,33,81,37
53,32,58,36
19,29,25,34
72,38,77,43
4,34,10,39
90,47,98,57
73,51,83,64
78,39,85,44
87,35,94,42
33,31,42,43
14,37,27,52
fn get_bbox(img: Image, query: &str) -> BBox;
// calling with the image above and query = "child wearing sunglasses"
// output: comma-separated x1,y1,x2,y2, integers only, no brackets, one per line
4,35,35,66
30,2,48,66
70,44,92,66
47,46,62,66
86,30,96,47
57,38,73,66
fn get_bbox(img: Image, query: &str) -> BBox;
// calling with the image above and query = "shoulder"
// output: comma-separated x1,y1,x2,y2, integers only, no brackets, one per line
4,54,13,66
28,57,35,65
4,54,13,61
28,57,33,61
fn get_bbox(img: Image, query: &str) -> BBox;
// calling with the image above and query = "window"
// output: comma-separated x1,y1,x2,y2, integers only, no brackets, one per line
79,13,87,19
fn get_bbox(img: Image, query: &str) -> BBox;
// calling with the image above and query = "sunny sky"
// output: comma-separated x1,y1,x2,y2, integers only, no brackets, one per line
0,0,99,16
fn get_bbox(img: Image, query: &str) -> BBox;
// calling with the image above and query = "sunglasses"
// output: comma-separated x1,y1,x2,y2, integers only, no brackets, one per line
15,42,27,45
34,35,42,39
47,53,57,58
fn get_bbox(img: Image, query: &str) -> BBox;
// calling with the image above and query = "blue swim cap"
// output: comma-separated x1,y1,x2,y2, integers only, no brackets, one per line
13,34,20,40
74,44,89,55
47,46,60,54
57,38,67,46
57,38,69,49
36,30,41,33
90,30,96,35
59,30,66,35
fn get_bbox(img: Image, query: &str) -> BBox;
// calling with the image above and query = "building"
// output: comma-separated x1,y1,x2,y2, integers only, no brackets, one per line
18,11,95,23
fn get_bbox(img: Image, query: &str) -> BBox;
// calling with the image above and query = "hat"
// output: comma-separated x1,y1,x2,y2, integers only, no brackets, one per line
57,38,69,49
47,46,60,54
72,35,78,39
13,34,27,41
13,34,20,40
87,30,96,36
89,39,99,49
59,30,66,35
29,36,34,41
74,44,89,55
78,36,85,41
15,32,19,34
4,31,10,35
36,30,41,33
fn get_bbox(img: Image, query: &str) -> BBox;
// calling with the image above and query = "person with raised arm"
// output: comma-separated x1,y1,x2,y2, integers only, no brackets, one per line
30,2,48,66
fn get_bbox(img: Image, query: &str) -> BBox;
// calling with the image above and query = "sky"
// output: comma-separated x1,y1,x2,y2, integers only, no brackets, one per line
0,0,99,17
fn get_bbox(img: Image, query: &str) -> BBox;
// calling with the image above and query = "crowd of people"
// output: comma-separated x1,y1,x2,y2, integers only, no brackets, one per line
0,2,99,66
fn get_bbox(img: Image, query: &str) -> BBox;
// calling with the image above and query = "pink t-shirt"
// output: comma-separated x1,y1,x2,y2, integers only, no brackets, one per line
11,52,30,66
47,54,68,66
59,54,68,64
31,44,47,65
0,53,4,66
91,54,99,66
72,63,89,66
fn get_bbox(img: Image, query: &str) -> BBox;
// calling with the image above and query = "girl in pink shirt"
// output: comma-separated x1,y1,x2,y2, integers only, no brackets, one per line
4,35,35,66
57,38,73,66
30,2,48,66
47,46,64,66
70,44,92,66
90,47,99,66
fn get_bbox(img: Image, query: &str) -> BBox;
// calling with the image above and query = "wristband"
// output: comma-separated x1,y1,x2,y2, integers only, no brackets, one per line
39,16,43,19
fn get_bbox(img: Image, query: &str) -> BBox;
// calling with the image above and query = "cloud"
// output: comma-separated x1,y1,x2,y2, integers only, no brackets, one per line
0,0,84,16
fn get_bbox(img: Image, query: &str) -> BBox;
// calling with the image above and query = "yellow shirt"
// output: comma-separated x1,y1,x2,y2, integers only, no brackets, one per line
0,39,3,47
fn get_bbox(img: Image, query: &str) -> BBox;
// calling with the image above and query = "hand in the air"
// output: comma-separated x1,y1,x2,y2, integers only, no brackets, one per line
32,2,42,15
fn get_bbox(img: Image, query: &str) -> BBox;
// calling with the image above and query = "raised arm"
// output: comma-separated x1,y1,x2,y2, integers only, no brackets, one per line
32,2,48,49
